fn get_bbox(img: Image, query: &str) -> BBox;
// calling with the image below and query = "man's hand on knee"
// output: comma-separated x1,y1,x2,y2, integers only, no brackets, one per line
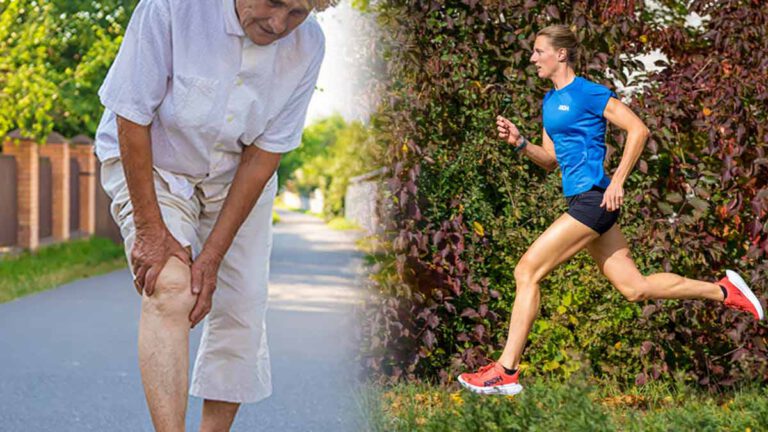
132,225,192,297
189,248,224,328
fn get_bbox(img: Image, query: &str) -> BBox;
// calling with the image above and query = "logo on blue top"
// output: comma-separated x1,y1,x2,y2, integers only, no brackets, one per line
558,105,570,112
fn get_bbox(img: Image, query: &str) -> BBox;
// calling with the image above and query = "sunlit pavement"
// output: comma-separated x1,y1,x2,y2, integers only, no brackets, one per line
0,209,367,431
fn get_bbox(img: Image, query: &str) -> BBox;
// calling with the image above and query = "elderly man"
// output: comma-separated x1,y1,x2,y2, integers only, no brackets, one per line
94,0,325,430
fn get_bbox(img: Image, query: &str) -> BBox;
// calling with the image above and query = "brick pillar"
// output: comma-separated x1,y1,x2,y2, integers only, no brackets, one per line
38,132,70,241
2,130,39,250
71,134,96,235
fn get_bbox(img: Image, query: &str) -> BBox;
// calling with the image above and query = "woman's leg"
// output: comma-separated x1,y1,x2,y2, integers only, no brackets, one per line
496,213,600,370
586,225,723,302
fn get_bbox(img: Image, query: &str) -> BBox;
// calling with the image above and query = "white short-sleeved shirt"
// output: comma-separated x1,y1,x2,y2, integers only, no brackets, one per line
95,0,325,199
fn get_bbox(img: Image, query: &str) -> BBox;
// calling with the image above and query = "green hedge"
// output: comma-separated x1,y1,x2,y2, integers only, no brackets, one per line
361,0,767,389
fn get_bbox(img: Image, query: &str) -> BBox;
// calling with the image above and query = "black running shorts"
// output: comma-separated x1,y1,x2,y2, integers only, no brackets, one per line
565,186,620,235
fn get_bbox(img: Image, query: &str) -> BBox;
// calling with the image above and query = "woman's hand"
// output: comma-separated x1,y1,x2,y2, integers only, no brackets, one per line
600,181,624,212
496,115,524,146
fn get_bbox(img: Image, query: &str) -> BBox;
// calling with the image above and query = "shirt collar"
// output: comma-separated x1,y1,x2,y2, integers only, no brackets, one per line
223,0,245,37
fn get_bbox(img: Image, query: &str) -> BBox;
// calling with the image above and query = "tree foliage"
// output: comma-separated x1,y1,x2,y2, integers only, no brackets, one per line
283,114,380,218
280,114,348,192
0,0,135,141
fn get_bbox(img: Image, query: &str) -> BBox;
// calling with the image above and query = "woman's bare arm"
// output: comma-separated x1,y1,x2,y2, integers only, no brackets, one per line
519,127,558,171
496,115,558,171
603,97,649,184
600,97,650,210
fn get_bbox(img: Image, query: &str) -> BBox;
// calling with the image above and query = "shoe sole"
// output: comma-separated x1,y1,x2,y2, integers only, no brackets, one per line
457,375,523,396
726,269,764,320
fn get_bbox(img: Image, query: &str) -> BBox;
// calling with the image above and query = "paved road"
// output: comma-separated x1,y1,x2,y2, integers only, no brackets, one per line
0,210,367,431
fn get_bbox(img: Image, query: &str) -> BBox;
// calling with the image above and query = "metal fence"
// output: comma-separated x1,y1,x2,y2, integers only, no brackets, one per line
0,155,18,246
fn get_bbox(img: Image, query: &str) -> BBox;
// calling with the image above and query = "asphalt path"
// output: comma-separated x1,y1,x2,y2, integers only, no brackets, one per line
0,209,366,431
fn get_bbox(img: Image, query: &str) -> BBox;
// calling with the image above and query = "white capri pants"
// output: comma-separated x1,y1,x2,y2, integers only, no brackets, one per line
100,158,276,403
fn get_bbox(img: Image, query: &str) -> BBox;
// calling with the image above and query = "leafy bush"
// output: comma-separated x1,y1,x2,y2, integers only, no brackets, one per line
360,0,767,389
0,0,136,140
623,0,768,387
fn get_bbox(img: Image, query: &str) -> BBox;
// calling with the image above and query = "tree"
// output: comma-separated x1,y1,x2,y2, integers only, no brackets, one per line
1,0,136,141
279,114,347,191
281,114,380,218
0,0,59,140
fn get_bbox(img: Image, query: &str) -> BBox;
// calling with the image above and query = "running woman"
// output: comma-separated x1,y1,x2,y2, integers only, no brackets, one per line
457,24,764,396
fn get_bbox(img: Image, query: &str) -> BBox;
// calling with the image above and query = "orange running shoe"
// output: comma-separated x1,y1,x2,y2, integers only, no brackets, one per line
720,270,764,320
457,362,523,395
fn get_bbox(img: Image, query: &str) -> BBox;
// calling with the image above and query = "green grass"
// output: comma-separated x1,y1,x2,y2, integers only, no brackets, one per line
0,236,127,303
358,376,767,432
273,199,324,218
273,196,322,217
327,217,362,231
300,209,325,218
273,200,357,228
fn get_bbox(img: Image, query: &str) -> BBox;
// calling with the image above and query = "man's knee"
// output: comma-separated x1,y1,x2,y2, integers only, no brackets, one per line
142,256,195,317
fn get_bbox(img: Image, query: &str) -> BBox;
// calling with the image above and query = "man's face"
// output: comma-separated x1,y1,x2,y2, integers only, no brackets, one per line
235,0,313,45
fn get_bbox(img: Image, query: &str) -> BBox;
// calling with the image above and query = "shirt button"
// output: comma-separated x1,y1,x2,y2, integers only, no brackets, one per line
236,77,243,86
226,115,234,123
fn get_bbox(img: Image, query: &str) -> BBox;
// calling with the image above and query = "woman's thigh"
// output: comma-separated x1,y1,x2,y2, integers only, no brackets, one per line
586,224,646,291
517,213,600,283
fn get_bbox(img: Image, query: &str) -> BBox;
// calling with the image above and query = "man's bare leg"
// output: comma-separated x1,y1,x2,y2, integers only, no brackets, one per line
139,256,196,432
200,400,241,432
587,225,724,302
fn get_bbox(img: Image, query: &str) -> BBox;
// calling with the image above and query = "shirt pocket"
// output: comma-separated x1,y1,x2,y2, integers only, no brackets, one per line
172,74,219,128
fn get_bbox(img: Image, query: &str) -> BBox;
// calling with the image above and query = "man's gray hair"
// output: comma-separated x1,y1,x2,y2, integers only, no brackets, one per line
312,0,339,12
